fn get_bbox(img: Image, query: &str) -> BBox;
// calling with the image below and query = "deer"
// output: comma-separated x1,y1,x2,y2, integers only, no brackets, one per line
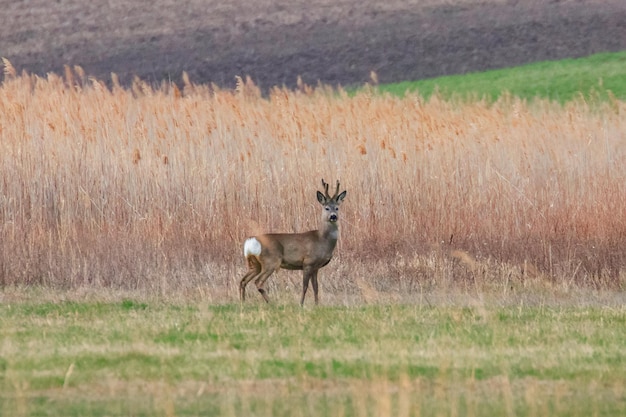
240,179,347,306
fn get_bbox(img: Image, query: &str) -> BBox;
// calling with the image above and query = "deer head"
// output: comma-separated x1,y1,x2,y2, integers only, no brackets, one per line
317,179,347,223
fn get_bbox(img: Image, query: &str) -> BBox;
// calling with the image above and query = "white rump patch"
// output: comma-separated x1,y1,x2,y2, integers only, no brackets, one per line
243,237,262,257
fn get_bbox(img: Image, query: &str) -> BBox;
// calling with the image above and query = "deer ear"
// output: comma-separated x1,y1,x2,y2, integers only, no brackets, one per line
317,191,326,204
336,190,347,202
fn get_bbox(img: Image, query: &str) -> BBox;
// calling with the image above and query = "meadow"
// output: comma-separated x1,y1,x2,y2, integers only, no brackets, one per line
379,51,626,103
0,55,626,415
1,300,625,416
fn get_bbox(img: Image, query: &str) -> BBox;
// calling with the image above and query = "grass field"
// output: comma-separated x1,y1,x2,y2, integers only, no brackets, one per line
1,54,626,415
1,298,625,416
378,52,626,103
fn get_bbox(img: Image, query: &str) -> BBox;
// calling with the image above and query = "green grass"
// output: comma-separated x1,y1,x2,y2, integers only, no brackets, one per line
377,51,626,103
1,300,625,416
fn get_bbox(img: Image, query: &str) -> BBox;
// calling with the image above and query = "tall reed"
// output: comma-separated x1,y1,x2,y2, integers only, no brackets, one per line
1,65,624,299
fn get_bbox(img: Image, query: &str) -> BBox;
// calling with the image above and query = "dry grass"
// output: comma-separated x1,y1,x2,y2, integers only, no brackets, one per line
0,64,625,302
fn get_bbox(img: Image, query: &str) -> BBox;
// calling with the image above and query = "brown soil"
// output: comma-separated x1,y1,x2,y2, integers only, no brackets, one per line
1,0,625,90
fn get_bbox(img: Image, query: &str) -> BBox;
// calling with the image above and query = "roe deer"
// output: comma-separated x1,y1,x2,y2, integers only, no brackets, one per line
240,179,347,305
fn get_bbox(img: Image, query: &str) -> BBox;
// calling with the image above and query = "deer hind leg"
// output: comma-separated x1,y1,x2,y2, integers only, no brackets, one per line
254,259,280,303
240,256,262,302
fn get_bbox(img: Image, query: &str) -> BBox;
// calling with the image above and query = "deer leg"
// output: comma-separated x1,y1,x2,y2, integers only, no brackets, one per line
311,270,319,305
301,267,314,306
254,265,278,303
240,257,261,302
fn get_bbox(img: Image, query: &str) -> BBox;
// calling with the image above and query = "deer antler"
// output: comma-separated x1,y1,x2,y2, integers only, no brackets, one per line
321,179,342,200
322,179,331,199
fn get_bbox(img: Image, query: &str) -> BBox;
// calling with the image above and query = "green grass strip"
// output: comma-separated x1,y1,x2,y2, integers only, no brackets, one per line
377,51,626,103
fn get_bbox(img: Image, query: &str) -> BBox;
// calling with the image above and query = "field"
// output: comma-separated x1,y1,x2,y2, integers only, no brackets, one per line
380,51,626,103
2,0,625,90
1,300,625,416
1,55,626,415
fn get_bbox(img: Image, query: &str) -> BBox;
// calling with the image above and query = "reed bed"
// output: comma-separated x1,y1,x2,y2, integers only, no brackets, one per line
1,64,625,302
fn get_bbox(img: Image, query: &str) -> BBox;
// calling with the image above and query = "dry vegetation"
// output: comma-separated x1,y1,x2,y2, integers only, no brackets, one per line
1,62,625,303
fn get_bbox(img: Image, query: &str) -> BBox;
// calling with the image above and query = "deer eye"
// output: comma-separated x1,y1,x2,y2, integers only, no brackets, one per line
325,206,330,211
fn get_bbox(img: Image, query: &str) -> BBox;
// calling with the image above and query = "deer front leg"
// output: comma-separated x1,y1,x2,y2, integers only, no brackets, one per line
301,267,314,306
311,270,319,305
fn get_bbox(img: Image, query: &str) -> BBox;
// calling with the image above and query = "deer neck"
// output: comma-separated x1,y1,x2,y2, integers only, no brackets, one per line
319,220,339,242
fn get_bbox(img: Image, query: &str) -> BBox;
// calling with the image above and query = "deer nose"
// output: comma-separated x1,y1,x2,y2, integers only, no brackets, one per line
329,213,338,222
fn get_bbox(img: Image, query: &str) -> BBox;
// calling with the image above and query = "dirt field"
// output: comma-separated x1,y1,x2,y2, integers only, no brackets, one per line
1,0,626,90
